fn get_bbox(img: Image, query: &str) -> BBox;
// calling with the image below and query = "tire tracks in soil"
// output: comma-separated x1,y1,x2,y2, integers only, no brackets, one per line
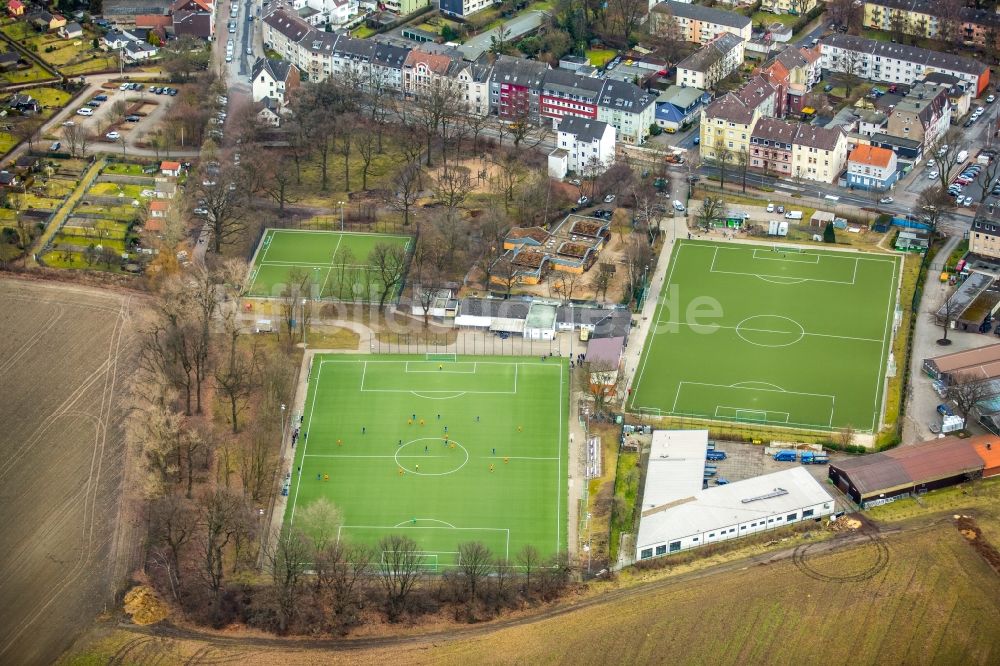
0,295,130,661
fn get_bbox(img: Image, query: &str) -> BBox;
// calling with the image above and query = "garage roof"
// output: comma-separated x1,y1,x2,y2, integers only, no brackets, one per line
883,436,984,483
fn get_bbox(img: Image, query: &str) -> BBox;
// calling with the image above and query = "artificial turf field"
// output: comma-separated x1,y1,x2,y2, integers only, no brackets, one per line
247,229,412,300
628,240,900,432
285,355,568,568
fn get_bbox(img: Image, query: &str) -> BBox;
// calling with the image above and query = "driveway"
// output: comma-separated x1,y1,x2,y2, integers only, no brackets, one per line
901,234,989,443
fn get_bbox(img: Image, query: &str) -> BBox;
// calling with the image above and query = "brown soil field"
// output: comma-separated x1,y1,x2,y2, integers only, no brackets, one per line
0,277,140,665
60,519,1000,665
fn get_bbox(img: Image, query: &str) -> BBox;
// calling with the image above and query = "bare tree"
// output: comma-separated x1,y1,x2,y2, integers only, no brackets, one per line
917,186,955,233
265,526,311,634
827,0,862,32
369,242,409,307
935,289,960,346
63,123,93,157
696,195,726,231
605,0,646,45
432,165,474,215
198,489,245,598
198,167,247,254
736,146,751,193
149,494,196,589
353,121,378,191
376,534,423,622
516,544,541,596
215,313,258,434
947,372,991,420
714,141,733,190
579,359,622,416
386,160,422,227
592,265,613,302
296,496,342,553
457,541,493,601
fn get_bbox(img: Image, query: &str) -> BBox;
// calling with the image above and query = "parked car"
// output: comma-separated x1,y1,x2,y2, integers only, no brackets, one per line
94,94,108,102
603,194,615,203
119,82,129,90
928,171,939,179
989,94,997,104
193,207,209,216
105,131,120,141
672,200,686,212
766,202,775,212
823,83,833,92
577,195,589,205
961,195,974,206
125,115,140,122
76,107,93,116
167,88,178,96
926,159,936,168
777,205,784,214
692,137,700,145
878,196,893,204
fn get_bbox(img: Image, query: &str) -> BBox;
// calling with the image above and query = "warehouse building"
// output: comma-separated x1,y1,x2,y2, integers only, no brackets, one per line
828,435,997,506
923,342,1000,385
635,430,835,560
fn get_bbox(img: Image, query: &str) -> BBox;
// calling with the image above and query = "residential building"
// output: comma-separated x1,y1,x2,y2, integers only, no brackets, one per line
675,32,744,90
251,57,301,107
749,118,849,183
330,35,410,91
382,0,429,15
749,117,798,177
595,79,657,145
123,40,158,61
539,68,605,125
59,22,83,39
103,0,165,25
102,30,132,50
650,1,753,45
858,110,889,137
554,116,616,176
263,8,312,66
440,0,493,18
449,59,493,116
172,11,213,39
289,0,364,30
490,55,548,122
886,82,950,151
820,33,990,95
922,71,973,119
863,0,1000,51
763,45,822,116
790,124,848,183
256,98,283,127
402,49,457,99
970,207,1000,259
847,144,899,191
654,86,708,130
7,0,24,17
763,0,817,14
636,430,835,560
699,77,776,160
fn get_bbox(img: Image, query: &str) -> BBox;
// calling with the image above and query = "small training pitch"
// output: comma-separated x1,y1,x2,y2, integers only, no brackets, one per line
629,240,900,432
284,355,568,569
246,229,412,300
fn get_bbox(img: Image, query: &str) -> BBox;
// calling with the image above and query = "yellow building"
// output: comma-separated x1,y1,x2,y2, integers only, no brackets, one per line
763,0,817,16
699,78,777,161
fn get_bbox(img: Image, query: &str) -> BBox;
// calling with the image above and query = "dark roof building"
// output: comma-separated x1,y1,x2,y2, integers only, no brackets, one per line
557,115,610,143
828,436,994,505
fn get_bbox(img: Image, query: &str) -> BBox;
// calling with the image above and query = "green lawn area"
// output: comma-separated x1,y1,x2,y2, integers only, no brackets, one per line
0,132,15,154
88,182,149,200
30,86,71,108
352,25,376,38
860,28,892,42
751,11,798,28
103,162,149,176
284,355,568,567
586,48,616,68
0,61,54,85
60,53,117,75
628,240,900,433
247,228,412,300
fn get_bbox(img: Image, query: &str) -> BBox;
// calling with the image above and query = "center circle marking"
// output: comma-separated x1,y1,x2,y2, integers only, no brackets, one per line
395,437,469,476
735,315,805,348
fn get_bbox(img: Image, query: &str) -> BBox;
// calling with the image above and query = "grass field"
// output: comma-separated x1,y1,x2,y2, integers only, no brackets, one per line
284,355,568,567
629,240,899,432
247,229,412,301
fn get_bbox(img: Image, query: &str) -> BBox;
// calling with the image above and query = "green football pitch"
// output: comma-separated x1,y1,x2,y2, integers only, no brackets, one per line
628,240,900,433
284,355,568,568
247,229,412,300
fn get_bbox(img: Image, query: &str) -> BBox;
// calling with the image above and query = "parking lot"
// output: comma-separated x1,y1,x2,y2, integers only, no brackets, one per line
63,83,177,150
702,440,853,512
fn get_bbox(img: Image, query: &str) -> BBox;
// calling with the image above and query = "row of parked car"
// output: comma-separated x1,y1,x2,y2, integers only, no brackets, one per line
948,161,983,207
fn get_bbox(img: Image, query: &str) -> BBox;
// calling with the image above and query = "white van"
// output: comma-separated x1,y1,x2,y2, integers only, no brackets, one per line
784,210,803,220
955,150,969,164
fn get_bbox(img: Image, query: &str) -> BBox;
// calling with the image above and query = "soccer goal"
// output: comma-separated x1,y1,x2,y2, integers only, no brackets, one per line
425,353,457,361
637,407,663,418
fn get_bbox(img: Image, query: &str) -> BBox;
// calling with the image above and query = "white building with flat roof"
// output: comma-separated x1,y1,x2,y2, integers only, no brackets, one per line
636,430,835,560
